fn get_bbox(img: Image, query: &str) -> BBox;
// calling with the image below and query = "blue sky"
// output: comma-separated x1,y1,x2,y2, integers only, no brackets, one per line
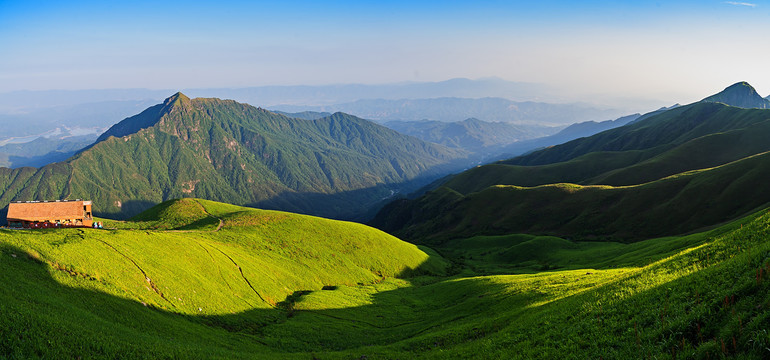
1,0,769,105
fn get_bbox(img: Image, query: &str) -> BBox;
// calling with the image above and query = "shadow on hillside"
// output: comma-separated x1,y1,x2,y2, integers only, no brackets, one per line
89,165,470,222
0,241,496,356
3,237,765,358
248,173,467,223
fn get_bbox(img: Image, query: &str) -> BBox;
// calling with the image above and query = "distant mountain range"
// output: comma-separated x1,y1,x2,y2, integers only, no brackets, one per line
270,97,626,125
0,78,554,112
0,134,97,168
372,82,770,243
0,100,159,140
382,118,558,153
494,112,643,159
0,79,629,156
0,93,470,221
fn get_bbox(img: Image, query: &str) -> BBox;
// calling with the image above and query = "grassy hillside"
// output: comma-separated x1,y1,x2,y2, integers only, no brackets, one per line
372,96,770,244
441,117,770,195
372,150,770,243
0,198,450,357
2,200,769,358
0,93,470,221
507,102,770,166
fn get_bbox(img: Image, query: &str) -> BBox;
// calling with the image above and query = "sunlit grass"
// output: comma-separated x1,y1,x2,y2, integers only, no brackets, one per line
2,199,769,358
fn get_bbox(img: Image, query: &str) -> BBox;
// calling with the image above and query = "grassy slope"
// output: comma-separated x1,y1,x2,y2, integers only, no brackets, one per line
372,150,770,243
2,201,770,358
442,108,770,195
371,103,770,246
507,102,770,166
0,199,448,358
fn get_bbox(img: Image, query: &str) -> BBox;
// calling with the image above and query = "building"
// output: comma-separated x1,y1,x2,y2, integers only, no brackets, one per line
6,200,93,229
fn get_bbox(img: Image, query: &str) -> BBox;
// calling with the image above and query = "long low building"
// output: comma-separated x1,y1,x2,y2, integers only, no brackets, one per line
6,200,94,228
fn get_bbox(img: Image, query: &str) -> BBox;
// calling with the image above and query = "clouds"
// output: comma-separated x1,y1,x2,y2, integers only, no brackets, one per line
724,1,757,7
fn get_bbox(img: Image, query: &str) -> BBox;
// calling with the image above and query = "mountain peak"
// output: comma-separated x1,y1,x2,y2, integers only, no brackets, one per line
701,81,770,109
93,92,191,144
163,92,191,107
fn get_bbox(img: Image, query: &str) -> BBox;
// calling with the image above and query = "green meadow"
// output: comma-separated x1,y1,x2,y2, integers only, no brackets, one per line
1,198,769,358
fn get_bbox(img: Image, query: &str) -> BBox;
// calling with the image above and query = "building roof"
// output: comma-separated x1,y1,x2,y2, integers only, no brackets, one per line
7,201,91,222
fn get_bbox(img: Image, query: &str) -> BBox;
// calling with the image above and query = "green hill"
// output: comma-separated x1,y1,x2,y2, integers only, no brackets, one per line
439,114,770,194
0,198,447,322
506,101,770,167
502,82,770,169
2,199,769,358
0,93,469,221
372,150,770,243
372,84,770,243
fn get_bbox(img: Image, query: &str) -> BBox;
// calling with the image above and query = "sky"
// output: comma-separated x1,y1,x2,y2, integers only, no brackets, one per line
1,0,769,106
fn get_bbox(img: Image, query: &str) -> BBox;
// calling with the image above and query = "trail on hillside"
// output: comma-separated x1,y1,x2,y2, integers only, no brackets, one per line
194,241,256,308
94,238,176,307
208,244,274,307
194,199,224,232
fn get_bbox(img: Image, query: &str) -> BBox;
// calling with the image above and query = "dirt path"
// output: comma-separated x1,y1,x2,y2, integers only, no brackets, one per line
95,238,176,307
194,199,224,232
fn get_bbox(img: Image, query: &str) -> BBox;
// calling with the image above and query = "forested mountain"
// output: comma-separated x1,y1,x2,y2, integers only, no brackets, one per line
0,93,469,220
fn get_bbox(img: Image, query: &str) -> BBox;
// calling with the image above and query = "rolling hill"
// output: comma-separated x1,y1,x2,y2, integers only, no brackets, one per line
0,93,470,220
372,82,770,243
2,198,769,358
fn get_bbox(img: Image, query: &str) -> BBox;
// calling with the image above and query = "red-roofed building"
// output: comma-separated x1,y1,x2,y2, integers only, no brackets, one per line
6,200,93,228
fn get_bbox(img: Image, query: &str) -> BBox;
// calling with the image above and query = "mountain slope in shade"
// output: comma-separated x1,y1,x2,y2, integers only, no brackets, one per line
372,150,770,244
372,82,770,243
701,81,770,109
0,93,469,220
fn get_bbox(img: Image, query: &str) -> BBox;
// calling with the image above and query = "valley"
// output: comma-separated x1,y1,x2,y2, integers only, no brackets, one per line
2,83,770,359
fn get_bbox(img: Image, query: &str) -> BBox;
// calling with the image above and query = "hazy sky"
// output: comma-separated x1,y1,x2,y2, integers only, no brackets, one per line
1,0,769,106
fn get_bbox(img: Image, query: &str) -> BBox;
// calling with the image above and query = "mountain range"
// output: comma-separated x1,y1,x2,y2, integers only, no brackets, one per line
0,93,470,221
0,78,553,112
271,97,626,125
0,134,97,168
382,118,558,153
3,81,770,359
372,82,770,243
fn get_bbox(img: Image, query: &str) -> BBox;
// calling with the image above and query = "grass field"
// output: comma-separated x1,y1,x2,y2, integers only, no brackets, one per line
1,199,769,358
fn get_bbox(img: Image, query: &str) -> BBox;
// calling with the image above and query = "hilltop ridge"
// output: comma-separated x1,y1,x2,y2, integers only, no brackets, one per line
701,81,770,109
373,82,770,243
